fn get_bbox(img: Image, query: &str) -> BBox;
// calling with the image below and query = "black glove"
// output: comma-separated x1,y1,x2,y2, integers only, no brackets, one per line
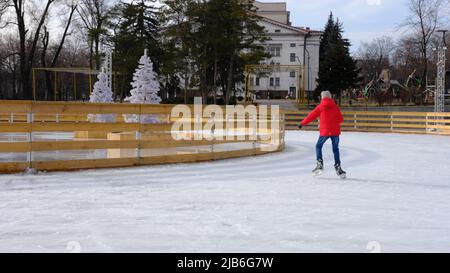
298,124,303,129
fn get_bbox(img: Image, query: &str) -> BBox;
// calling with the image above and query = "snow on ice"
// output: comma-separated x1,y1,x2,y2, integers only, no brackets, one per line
0,131,449,253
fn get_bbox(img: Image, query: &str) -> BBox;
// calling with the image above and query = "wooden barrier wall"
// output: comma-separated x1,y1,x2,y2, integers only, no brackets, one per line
285,110,450,135
0,101,285,173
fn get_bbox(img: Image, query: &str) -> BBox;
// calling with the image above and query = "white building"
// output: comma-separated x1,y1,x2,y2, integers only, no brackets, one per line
250,1,321,100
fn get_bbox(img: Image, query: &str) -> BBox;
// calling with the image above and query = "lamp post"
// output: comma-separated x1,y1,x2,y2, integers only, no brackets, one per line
297,51,310,105
269,60,275,100
305,48,311,102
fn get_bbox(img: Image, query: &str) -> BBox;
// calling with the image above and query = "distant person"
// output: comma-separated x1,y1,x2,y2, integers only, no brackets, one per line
298,91,347,179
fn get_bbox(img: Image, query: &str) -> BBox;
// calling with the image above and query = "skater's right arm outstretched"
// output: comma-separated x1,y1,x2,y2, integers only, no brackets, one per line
300,107,321,127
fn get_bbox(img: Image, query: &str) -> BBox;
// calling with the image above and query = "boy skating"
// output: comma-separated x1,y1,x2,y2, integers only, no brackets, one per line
299,91,346,179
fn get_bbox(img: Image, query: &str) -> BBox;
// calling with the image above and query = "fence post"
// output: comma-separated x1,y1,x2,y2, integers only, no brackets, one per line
390,114,394,131
196,113,201,142
354,114,357,130
136,105,142,165
136,130,141,161
27,106,34,170
252,114,257,150
210,112,215,155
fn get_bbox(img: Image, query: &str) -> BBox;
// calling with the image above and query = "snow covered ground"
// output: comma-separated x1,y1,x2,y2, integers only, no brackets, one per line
0,131,449,253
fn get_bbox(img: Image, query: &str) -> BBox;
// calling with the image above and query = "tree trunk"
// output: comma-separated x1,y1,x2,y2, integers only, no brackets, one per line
95,37,101,70
15,1,27,99
41,28,53,100
12,68,16,99
200,48,208,104
119,74,126,102
225,53,235,105
13,0,54,99
213,55,218,104
184,71,188,104
89,40,94,70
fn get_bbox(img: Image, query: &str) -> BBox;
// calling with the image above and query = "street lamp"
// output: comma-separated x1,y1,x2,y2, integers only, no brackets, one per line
304,48,311,96
297,52,310,105
269,60,276,100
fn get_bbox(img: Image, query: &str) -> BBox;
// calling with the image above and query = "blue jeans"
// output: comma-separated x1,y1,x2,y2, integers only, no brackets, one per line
316,136,341,165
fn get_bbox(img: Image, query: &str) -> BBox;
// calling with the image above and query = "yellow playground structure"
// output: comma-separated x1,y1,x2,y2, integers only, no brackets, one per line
32,67,120,101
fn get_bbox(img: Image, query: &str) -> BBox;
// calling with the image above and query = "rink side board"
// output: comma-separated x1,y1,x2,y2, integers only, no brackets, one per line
0,100,285,173
285,110,450,135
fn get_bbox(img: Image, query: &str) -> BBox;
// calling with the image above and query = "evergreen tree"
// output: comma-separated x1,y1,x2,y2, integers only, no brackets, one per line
89,69,114,103
111,0,162,101
167,0,268,104
319,13,336,67
159,0,193,103
88,69,115,123
316,13,361,104
124,50,162,124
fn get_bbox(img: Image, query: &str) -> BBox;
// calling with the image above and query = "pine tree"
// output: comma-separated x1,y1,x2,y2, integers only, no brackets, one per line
124,50,162,124
170,0,268,104
88,69,115,123
316,13,361,104
111,0,162,101
319,12,336,67
90,69,114,103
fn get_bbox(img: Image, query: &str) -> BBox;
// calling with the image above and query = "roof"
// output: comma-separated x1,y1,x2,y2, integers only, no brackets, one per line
257,15,322,35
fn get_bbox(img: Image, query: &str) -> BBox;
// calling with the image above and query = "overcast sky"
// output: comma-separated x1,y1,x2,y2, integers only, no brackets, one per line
257,0,411,52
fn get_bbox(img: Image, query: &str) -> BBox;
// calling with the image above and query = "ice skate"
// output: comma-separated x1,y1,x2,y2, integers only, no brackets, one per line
312,160,324,176
335,164,347,180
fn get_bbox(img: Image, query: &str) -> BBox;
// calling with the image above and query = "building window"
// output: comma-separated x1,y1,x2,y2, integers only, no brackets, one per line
255,77,260,86
290,43,296,47
290,53,296,62
270,77,280,87
269,46,281,57
274,29,281,33
290,71,296,78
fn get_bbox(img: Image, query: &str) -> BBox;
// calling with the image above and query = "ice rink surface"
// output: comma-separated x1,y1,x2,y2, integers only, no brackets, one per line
1,131,449,253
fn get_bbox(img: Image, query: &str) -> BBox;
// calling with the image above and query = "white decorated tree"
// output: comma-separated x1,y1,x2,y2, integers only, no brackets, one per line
124,50,162,124
88,68,115,123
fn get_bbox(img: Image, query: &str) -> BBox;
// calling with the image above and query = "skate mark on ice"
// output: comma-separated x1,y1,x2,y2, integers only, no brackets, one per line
317,177,450,190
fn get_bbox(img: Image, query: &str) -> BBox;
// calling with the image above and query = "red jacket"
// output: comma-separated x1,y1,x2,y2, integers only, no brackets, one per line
301,98,344,136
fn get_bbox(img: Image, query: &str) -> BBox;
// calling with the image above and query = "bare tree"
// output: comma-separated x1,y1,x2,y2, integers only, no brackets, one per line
0,0,78,99
357,36,396,82
391,36,423,81
400,0,444,86
0,34,19,99
3,0,56,99
0,0,10,28
76,0,112,70
41,1,78,100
